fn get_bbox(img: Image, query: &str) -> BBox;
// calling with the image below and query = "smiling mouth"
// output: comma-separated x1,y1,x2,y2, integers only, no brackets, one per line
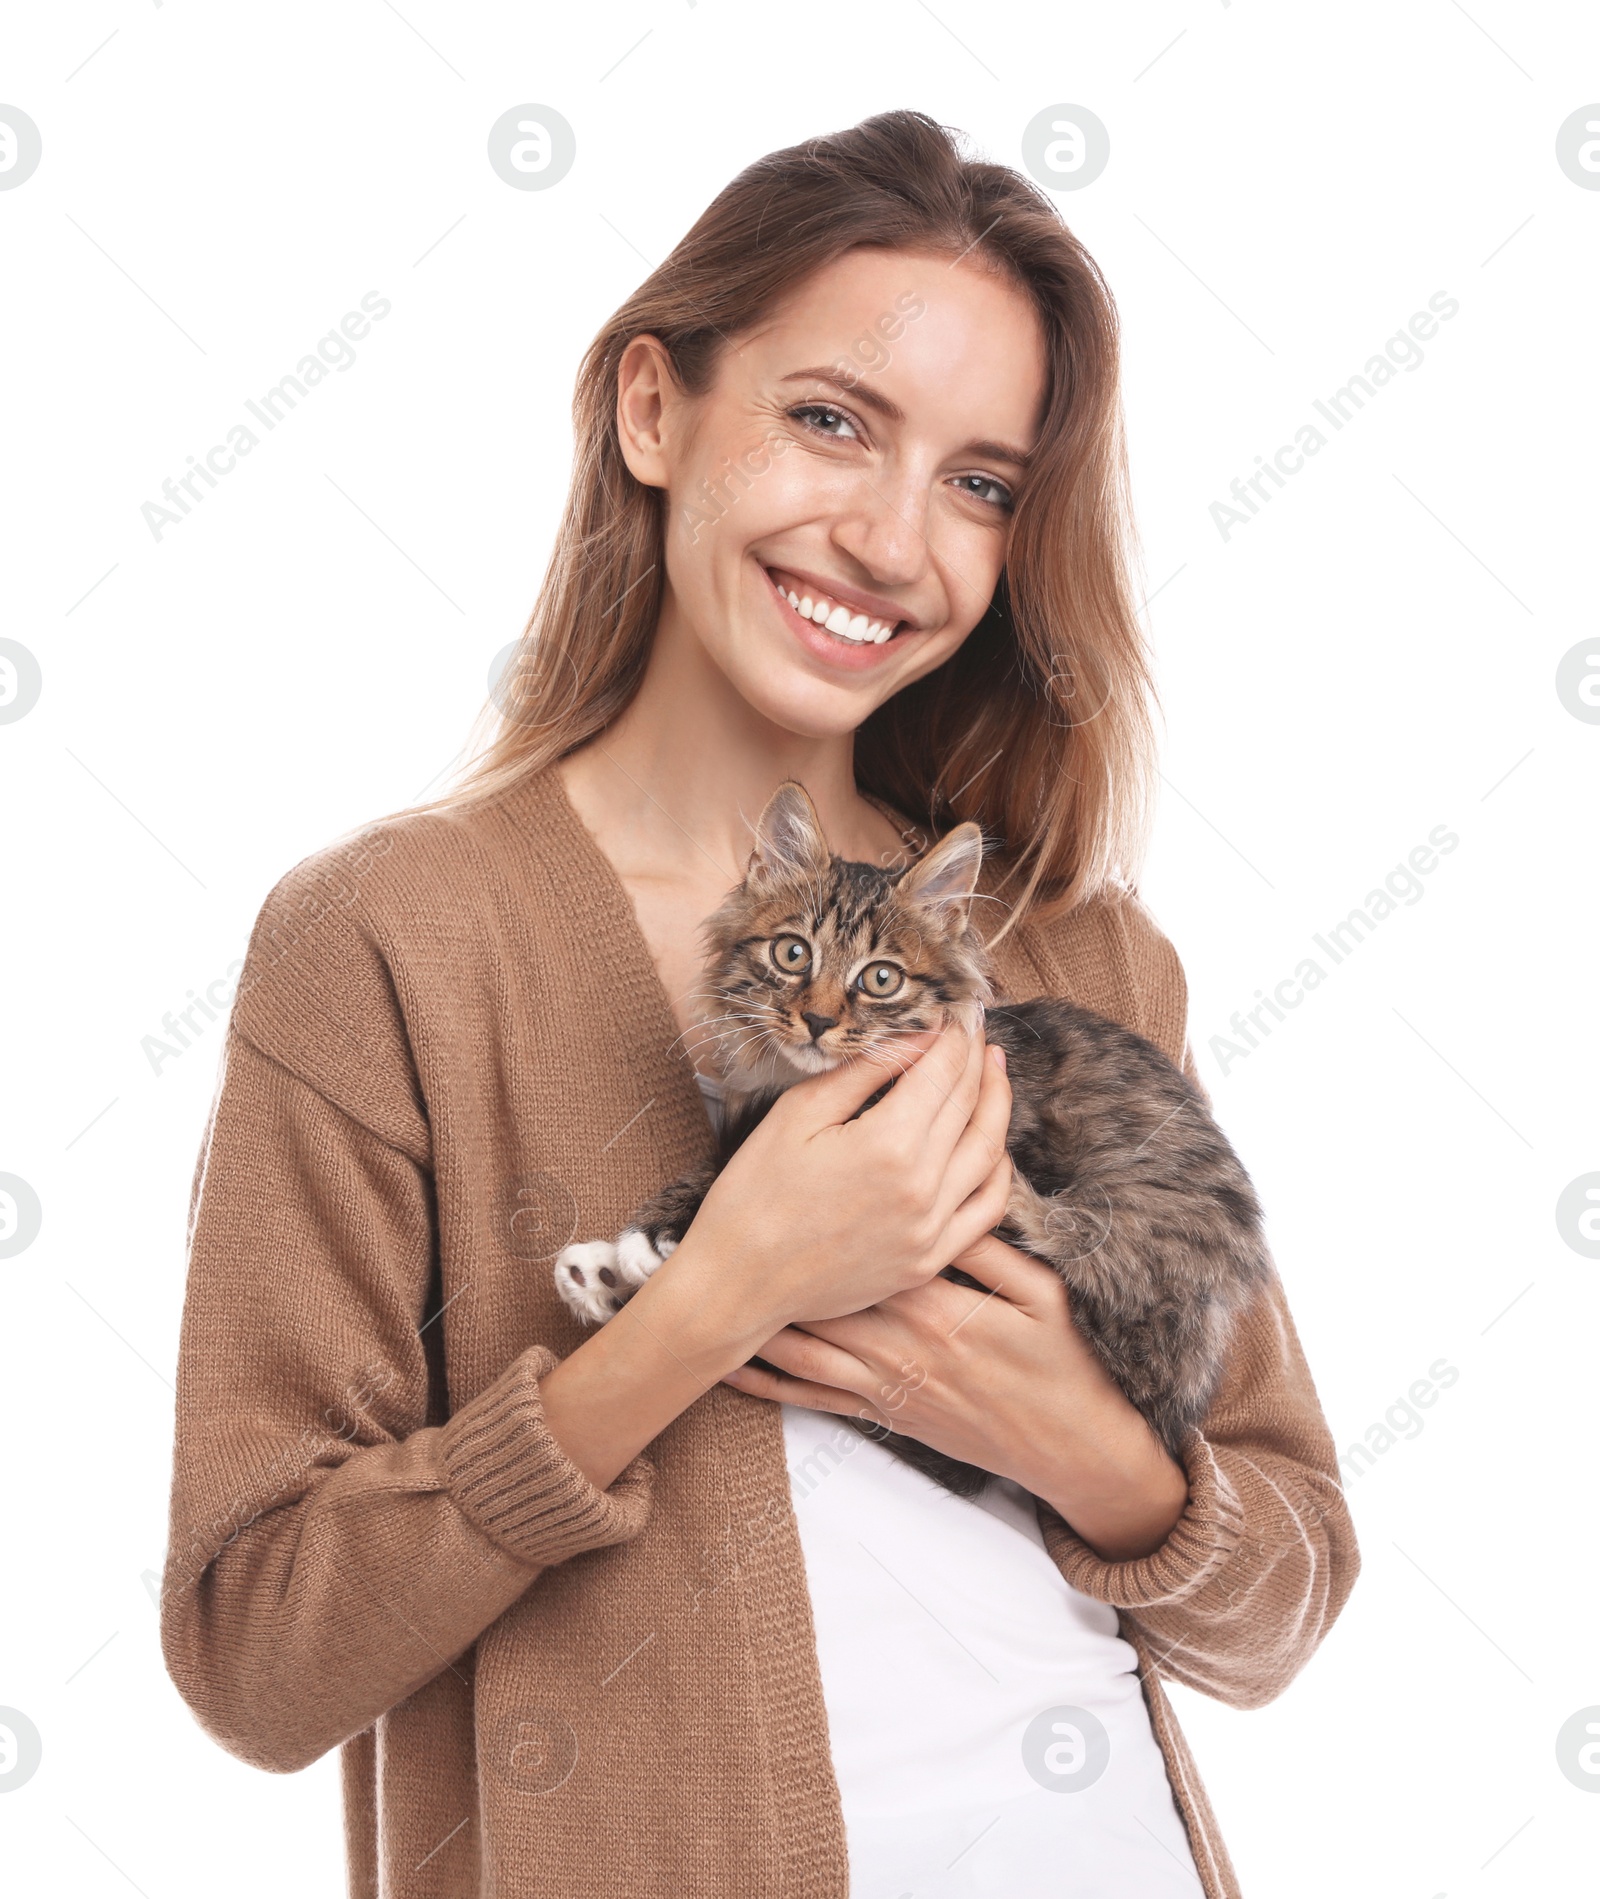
763,566,906,646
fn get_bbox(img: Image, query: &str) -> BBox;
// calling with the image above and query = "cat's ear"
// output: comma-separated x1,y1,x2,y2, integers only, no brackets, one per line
747,780,829,884
898,822,984,926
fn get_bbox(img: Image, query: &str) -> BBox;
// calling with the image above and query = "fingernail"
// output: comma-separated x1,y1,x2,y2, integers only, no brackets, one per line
991,1045,1007,1072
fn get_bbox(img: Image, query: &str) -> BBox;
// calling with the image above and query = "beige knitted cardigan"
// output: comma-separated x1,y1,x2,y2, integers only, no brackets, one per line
160,763,1359,1898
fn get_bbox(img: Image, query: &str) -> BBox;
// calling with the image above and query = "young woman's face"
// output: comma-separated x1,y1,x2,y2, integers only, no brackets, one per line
620,246,1049,738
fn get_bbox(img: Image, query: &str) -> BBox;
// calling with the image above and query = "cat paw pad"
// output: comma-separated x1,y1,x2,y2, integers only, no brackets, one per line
554,1240,625,1324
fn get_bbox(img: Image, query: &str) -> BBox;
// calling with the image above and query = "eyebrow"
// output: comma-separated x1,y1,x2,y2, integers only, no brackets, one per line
778,367,1035,470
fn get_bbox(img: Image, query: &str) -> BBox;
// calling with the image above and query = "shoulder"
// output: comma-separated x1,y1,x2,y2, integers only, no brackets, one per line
236,796,499,987
227,769,567,1150
999,883,1191,1070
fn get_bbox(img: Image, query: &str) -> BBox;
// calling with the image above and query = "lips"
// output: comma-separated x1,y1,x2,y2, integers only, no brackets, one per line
759,567,909,674
763,565,907,646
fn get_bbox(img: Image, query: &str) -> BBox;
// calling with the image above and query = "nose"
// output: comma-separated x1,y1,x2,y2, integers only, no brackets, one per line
801,1011,838,1041
831,468,932,595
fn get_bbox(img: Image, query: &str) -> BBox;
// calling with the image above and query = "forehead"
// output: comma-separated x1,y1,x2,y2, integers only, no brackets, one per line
752,862,918,945
722,246,1048,457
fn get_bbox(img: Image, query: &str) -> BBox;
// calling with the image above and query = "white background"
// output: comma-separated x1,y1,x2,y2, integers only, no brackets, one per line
3,4,1597,1895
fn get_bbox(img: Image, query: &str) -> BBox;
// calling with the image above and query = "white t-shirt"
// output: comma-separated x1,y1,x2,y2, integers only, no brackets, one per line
693,1070,1201,1895
782,1404,1203,1897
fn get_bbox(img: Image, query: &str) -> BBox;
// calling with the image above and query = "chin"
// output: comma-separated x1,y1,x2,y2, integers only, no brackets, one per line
722,661,878,743
782,1041,844,1076
727,1038,845,1093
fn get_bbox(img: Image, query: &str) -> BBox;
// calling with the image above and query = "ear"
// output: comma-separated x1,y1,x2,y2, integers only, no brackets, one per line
614,334,681,492
897,822,984,926
747,781,830,884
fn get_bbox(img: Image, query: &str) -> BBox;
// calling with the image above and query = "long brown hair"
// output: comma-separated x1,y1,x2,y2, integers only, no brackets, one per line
418,109,1157,938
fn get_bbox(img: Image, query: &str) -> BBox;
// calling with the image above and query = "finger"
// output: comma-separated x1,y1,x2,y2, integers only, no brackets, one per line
946,1233,1065,1312
721,1358,832,1407
937,1147,1016,1265
741,1323,921,1425
937,1044,1013,1215
786,1026,938,1129
869,1015,981,1144
785,1311,886,1351
721,1350,882,1421
746,1324,866,1389
925,1013,992,1149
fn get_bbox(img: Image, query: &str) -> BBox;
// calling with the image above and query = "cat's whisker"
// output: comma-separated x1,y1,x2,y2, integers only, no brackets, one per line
709,1025,778,1055
719,1026,785,1069
740,1023,802,1078
711,1016,773,1045
850,1034,924,1079
704,1001,779,1025
665,1010,767,1057
706,1012,782,1046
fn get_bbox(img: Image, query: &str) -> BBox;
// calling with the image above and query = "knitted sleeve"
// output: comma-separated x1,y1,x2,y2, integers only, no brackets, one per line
1024,891,1361,1709
159,845,655,1774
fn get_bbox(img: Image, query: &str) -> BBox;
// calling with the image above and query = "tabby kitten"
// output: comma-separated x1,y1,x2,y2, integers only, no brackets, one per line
556,782,1271,1498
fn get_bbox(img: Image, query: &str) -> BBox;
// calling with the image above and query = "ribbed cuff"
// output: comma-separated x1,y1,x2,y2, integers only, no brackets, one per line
1036,1430,1246,1608
439,1343,655,1568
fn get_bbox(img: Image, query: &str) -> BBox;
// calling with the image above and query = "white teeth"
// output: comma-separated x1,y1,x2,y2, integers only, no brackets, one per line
771,571,896,644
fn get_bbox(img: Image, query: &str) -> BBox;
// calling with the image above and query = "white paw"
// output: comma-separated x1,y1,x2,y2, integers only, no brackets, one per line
615,1228,670,1287
554,1240,624,1325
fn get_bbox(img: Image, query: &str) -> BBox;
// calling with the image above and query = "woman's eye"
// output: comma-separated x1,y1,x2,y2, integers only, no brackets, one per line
857,962,905,998
953,472,1013,511
770,936,812,974
788,402,860,442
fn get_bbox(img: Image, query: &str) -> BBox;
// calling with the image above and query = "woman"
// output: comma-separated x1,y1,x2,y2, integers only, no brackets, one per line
161,110,1357,1896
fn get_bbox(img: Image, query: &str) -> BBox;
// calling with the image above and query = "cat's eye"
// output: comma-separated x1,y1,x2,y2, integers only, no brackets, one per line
769,935,812,975
856,961,905,999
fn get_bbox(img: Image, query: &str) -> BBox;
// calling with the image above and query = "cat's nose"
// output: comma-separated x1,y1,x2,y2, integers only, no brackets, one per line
801,1011,838,1041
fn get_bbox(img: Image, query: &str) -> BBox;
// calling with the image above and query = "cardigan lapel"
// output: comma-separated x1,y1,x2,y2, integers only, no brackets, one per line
497,764,853,1895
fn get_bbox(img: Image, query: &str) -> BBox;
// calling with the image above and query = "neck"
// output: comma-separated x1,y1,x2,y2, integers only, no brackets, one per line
558,595,905,888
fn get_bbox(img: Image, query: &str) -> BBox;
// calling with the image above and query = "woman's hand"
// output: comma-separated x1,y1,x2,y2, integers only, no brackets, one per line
721,1232,1192,1562
541,1019,1009,1499
668,1019,1014,1349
